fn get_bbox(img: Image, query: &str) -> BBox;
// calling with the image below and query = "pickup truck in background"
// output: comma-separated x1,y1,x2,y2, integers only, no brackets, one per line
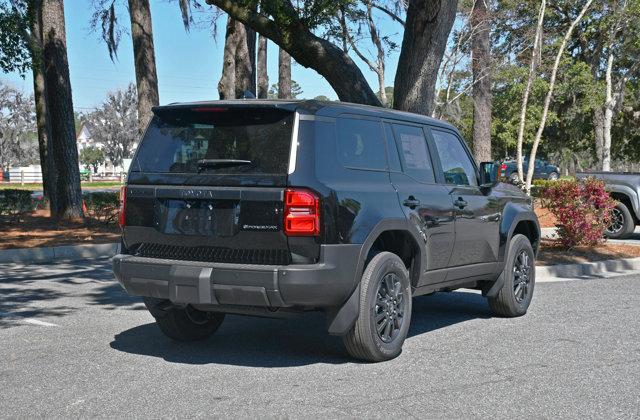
576,172,640,239
500,159,560,183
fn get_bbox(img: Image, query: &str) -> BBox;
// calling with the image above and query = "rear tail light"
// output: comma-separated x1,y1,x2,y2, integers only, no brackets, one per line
118,186,126,228
500,163,507,171
284,188,320,236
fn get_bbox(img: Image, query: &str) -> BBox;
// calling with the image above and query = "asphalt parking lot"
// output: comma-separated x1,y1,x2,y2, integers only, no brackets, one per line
1,259,639,418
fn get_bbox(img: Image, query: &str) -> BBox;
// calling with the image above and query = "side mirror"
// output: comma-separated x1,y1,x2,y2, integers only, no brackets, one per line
479,161,497,185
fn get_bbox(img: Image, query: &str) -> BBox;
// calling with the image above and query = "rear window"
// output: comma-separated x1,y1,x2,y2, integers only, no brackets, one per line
133,107,294,175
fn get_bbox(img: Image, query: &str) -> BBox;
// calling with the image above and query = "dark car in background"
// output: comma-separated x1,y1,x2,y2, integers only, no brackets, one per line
112,100,540,362
500,158,560,183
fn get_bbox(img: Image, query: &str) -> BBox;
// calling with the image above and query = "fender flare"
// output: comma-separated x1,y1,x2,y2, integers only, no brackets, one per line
327,218,426,335
499,203,540,263
607,186,639,219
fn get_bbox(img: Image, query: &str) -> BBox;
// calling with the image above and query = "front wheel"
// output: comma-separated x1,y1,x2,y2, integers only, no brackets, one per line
605,202,635,239
488,234,535,317
144,297,225,341
343,252,412,362
548,172,559,180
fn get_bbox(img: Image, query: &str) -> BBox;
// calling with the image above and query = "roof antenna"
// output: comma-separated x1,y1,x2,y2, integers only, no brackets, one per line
242,90,256,99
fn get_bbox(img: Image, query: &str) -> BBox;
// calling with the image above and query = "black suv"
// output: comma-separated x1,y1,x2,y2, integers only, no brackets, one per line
113,100,540,362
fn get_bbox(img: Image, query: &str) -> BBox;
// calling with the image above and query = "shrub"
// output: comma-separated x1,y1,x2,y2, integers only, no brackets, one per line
84,191,119,224
540,178,616,248
0,189,35,217
530,179,557,198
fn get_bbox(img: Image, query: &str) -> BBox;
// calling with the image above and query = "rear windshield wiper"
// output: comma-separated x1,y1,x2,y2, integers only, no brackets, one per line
197,159,253,172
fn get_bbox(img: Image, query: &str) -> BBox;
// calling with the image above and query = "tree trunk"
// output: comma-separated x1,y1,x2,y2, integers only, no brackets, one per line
393,0,458,115
28,0,57,214
471,0,492,162
526,0,593,194
257,34,268,99
278,47,292,99
602,52,614,172
234,21,256,97
219,17,256,99
516,0,545,182
218,17,237,99
128,0,159,136
594,107,605,169
206,0,381,106
41,0,83,219
366,3,387,107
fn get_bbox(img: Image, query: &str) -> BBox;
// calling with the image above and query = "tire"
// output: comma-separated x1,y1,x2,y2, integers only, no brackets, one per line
508,173,519,184
488,234,535,317
343,252,412,362
144,297,225,342
548,172,559,181
605,201,635,239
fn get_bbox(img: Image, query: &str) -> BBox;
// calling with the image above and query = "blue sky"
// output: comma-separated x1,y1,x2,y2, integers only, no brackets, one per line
2,1,404,111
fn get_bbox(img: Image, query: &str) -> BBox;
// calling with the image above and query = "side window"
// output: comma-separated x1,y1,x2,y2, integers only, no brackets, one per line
392,123,435,183
431,129,478,186
336,117,386,170
383,123,401,171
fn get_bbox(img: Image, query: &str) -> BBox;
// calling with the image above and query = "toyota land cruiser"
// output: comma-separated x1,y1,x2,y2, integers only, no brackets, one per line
113,100,540,362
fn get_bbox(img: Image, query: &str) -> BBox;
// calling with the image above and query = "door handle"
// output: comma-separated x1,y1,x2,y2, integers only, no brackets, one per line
403,196,421,209
455,197,468,209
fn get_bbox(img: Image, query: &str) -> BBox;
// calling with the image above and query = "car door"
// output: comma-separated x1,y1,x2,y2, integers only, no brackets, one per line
428,128,501,279
384,122,455,285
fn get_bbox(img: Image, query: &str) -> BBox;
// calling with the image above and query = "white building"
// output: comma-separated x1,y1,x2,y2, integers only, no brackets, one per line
76,123,136,175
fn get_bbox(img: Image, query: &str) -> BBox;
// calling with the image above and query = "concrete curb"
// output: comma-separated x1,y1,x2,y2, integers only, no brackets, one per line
537,257,640,282
0,243,119,264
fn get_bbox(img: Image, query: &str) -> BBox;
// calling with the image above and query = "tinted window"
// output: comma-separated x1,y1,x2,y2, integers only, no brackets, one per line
384,123,401,171
134,108,293,175
336,117,386,170
431,130,478,186
392,124,435,183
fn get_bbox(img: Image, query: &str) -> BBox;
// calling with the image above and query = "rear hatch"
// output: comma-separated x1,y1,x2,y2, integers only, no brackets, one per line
122,104,299,265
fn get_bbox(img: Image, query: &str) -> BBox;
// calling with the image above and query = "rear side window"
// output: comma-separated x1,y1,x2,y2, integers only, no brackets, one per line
431,129,478,186
392,123,435,183
336,117,386,170
133,108,293,175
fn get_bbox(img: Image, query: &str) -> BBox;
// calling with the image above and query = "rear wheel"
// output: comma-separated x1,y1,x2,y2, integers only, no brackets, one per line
605,201,635,239
343,252,412,362
144,297,225,341
488,234,535,317
548,172,559,180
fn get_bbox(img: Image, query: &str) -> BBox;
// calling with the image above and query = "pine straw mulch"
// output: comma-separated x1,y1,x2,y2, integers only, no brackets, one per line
0,210,120,250
534,202,557,229
537,238,640,266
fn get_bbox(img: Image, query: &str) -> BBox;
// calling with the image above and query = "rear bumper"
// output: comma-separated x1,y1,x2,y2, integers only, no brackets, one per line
112,244,361,309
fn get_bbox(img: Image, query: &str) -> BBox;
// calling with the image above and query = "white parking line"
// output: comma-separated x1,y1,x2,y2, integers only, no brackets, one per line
0,311,60,327
22,318,60,327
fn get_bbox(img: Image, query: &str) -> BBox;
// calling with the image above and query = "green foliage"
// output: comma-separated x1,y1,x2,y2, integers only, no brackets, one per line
0,188,34,217
79,146,106,173
268,80,303,99
83,191,119,224
0,1,31,76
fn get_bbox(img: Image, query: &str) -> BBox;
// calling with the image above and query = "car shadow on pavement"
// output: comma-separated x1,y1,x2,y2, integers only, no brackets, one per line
110,290,491,367
84,283,146,311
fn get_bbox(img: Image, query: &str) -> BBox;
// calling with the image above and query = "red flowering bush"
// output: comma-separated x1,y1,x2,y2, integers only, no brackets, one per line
540,178,616,248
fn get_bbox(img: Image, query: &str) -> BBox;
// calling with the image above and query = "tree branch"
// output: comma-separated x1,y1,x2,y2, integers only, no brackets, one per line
370,1,405,26
206,0,382,106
